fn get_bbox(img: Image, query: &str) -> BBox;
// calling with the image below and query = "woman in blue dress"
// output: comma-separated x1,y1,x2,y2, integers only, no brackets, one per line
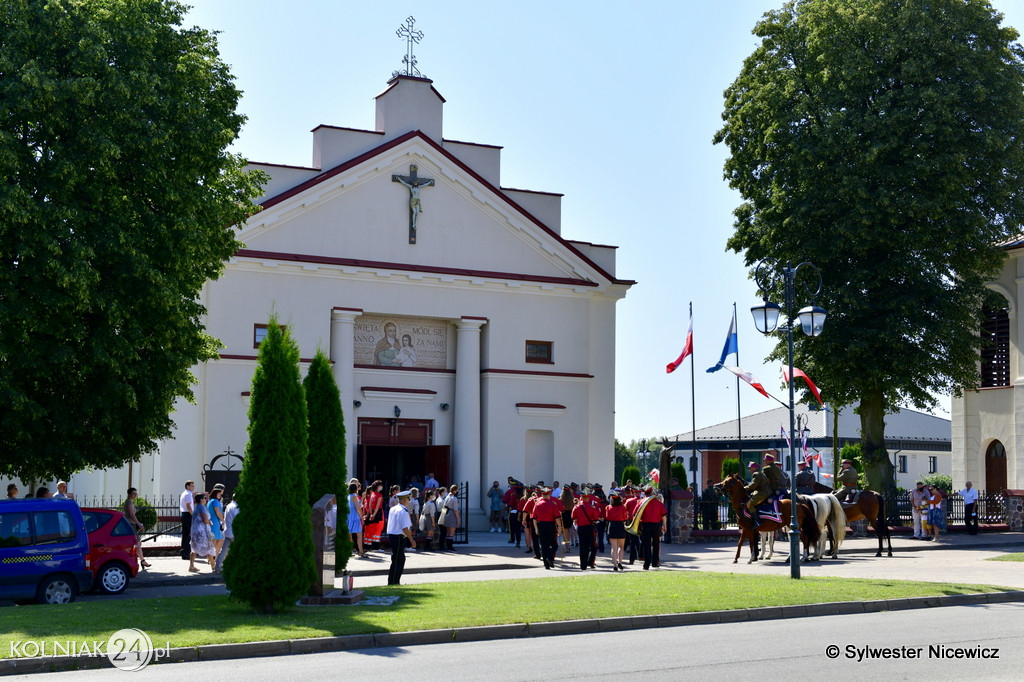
189,492,216,573
348,481,365,557
208,488,225,555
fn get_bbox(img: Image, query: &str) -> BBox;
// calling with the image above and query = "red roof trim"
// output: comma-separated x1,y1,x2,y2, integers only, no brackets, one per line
361,386,437,395
234,249,599,288
444,138,503,150
311,124,383,136
567,239,619,250
248,161,320,171
219,354,322,364
354,364,455,374
501,187,565,198
253,130,633,286
483,368,594,379
516,402,566,409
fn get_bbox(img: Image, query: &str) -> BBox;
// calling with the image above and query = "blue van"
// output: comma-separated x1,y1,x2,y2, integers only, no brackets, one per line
0,498,93,604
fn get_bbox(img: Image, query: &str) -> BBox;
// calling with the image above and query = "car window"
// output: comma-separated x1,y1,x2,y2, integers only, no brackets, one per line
82,510,112,534
0,511,32,548
112,518,136,537
33,511,75,545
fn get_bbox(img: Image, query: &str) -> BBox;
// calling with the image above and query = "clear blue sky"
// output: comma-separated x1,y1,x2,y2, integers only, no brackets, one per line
185,0,1024,444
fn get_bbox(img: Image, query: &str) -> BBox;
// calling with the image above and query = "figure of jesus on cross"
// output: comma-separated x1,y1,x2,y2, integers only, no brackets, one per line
392,164,434,244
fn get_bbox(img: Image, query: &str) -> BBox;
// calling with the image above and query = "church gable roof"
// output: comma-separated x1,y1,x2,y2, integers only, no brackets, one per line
240,131,633,288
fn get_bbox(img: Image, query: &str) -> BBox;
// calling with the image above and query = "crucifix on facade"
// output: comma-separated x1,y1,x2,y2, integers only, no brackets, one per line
392,164,434,244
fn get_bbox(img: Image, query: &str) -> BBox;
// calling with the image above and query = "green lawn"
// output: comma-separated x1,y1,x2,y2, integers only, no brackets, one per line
0,571,1010,657
986,552,1024,562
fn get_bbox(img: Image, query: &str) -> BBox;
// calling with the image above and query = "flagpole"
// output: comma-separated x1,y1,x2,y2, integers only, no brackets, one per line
689,301,697,495
734,302,742,469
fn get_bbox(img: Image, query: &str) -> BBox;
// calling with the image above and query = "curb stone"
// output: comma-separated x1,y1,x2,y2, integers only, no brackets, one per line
3,591,1024,676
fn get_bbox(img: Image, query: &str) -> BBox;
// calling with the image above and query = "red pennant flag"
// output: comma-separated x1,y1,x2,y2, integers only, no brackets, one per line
666,314,693,373
781,366,823,406
721,365,771,399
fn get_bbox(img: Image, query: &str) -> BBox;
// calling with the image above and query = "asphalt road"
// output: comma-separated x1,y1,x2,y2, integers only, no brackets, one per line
25,602,1024,681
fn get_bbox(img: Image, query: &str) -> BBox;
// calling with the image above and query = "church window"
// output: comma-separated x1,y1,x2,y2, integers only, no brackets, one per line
897,455,907,474
525,340,553,364
253,323,287,348
980,306,1009,388
928,456,937,474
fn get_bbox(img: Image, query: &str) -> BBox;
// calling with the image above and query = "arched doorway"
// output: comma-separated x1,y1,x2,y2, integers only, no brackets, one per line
985,440,1007,493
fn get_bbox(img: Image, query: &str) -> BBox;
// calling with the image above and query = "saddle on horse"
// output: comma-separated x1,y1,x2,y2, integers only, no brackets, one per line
836,488,862,506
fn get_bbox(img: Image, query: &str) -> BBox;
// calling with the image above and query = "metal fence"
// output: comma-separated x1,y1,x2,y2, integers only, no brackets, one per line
693,489,1006,531
75,494,183,545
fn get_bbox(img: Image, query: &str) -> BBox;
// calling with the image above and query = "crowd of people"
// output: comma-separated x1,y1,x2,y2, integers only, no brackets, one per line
344,474,461,556
179,480,239,574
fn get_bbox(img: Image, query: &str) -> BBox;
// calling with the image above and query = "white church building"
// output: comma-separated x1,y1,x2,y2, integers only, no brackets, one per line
57,74,632,522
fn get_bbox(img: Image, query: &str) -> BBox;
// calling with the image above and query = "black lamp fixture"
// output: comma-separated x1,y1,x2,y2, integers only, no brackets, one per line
393,405,402,419
440,403,450,411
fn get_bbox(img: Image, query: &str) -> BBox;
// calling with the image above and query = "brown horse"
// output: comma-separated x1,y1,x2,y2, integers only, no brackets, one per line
716,474,820,564
813,481,893,557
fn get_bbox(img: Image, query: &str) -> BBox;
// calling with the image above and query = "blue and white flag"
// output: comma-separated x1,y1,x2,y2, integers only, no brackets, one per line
707,311,738,373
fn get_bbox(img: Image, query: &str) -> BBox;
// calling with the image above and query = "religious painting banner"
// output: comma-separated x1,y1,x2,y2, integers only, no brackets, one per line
354,315,450,369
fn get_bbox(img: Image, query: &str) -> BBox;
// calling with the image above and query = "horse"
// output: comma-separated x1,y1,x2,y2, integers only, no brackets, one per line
715,474,820,564
759,528,787,560
802,493,846,560
813,481,893,557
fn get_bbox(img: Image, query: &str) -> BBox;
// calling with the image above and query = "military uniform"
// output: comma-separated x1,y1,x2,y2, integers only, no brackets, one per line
744,469,771,512
834,466,859,502
762,462,787,497
795,467,815,495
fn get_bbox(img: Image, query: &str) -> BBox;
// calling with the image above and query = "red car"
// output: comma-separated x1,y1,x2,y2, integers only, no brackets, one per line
81,508,140,595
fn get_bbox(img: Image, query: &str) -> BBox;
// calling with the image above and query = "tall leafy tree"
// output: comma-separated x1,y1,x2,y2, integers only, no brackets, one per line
0,0,264,481
303,348,351,566
224,320,315,612
715,0,1024,492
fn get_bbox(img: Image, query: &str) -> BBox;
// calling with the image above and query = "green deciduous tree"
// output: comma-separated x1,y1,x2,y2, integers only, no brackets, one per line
715,0,1024,494
613,439,635,482
223,320,315,612
303,348,351,567
0,0,264,481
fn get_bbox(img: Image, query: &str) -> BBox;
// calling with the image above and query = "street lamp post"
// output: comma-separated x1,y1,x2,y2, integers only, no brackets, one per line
750,259,826,579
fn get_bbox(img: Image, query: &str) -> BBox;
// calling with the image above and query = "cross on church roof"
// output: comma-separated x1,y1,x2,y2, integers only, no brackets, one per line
393,16,425,79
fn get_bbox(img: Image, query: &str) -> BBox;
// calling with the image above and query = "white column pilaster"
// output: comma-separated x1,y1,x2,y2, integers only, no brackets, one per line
330,307,362,475
454,317,485,514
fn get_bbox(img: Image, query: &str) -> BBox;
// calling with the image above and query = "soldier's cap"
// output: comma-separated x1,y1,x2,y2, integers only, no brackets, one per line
797,460,808,467
397,490,413,499
748,461,759,468
570,482,579,488
643,484,654,492
539,486,552,494
593,483,603,488
841,459,853,465
762,453,775,462
582,486,594,495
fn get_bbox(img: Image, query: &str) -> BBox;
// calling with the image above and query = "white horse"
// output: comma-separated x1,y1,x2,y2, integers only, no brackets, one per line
805,493,846,560
758,529,786,560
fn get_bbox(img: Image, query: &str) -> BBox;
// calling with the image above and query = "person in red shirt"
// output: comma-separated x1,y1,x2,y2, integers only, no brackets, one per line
522,487,540,559
531,487,562,569
623,486,644,565
604,491,629,570
570,486,600,570
638,485,668,570
503,478,520,544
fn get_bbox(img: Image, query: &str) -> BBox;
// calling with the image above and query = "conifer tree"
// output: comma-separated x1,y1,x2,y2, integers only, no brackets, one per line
223,319,315,612
303,349,351,567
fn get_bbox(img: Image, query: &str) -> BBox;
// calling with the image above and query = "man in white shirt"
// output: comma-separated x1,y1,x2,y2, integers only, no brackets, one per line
214,498,239,572
909,481,929,539
52,481,75,501
386,490,416,585
179,480,195,560
960,481,979,535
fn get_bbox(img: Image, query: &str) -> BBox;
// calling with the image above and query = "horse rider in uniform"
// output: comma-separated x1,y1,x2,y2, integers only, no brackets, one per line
795,460,816,496
744,461,771,529
833,459,860,503
761,453,787,499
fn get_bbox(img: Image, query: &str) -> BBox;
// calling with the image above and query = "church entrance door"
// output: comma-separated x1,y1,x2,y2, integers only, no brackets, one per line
357,418,449,489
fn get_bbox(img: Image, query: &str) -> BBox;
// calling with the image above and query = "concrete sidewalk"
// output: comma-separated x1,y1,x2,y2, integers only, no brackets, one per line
132,530,1024,592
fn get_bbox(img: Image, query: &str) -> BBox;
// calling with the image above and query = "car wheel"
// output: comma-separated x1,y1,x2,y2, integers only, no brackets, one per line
37,575,77,604
97,563,130,595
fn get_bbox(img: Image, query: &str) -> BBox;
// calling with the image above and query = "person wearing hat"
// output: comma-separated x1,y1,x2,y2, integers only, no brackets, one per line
834,459,860,504
521,486,541,558
531,487,561,569
570,487,600,570
386,490,417,585
592,483,608,554
503,477,520,544
744,461,771,529
637,485,668,569
761,453,787,500
795,460,816,496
